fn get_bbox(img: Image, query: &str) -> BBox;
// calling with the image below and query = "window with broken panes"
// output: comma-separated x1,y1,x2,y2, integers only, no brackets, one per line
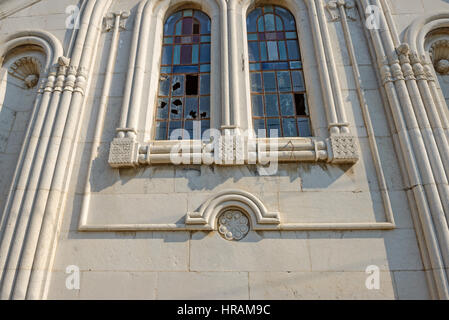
155,9,211,140
247,5,311,138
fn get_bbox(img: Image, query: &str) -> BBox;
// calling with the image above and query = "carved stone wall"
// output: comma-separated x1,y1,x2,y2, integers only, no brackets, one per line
2,0,449,300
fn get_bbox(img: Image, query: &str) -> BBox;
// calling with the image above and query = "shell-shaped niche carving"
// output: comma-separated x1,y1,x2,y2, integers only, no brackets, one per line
430,39,449,75
8,56,42,89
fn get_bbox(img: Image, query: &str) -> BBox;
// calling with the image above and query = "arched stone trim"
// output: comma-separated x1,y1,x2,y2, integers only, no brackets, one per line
186,189,281,229
403,13,449,158
115,0,227,141
0,30,63,73
405,13,449,61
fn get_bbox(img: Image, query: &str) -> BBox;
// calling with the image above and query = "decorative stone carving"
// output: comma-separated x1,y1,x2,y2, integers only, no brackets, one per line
326,0,357,22
217,210,250,241
8,56,41,88
103,11,130,32
108,137,139,168
328,135,359,164
429,39,449,74
186,189,280,229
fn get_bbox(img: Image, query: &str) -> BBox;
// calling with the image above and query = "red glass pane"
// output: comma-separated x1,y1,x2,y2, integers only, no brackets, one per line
266,32,277,40
180,45,192,64
182,18,193,35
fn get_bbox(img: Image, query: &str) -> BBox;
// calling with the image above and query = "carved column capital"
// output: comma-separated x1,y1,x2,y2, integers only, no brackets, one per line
108,137,140,168
326,0,357,22
327,134,359,164
103,11,130,32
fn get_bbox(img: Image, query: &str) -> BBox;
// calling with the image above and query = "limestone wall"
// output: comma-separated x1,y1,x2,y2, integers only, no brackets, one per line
2,0,448,300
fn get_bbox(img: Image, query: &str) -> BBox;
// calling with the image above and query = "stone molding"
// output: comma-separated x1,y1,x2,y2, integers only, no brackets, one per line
186,190,281,229
108,0,361,168
365,2,449,299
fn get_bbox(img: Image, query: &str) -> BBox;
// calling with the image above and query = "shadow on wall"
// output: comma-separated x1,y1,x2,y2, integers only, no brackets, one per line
0,57,40,220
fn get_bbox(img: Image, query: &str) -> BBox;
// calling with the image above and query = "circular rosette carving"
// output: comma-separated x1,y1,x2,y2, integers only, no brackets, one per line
217,210,250,241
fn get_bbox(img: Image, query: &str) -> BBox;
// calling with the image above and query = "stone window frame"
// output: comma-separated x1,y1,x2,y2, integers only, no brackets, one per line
108,0,360,168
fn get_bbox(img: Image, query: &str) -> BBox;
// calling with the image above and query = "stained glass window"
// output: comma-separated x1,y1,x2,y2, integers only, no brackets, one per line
155,9,211,140
247,5,311,138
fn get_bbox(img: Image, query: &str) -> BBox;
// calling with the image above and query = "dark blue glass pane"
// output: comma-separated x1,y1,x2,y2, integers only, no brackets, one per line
280,94,294,116
201,120,210,137
289,61,302,69
168,121,182,139
261,62,289,70
263,72,276,92
200,74,210,95
266,118,281,137
184,120,194,139
185,97,198,119
282,118,298,137
200,64,210,72
164,11,182,35
276,6,296,31
247,8,262,32
157,98,169,119
292,71,305,92
265,94,279,116
155,121,167,140
298,118,311,137
200,44,211,63
287,40,300,60
162,46,173,65
248,34,258,41
275,15,283,31
192,44,199,64
260,42,268,61
248,42,260,62
251,95,264,117
286,31,297,39
199,96,210,118
173,65,198,73
200,35,211,42
277,71,291,92
250,63,261,71
159,75,171,96
253,119,266,137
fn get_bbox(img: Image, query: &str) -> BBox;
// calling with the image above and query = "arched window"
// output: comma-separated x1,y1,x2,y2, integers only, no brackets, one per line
247,5,311,138
155,9,211,140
